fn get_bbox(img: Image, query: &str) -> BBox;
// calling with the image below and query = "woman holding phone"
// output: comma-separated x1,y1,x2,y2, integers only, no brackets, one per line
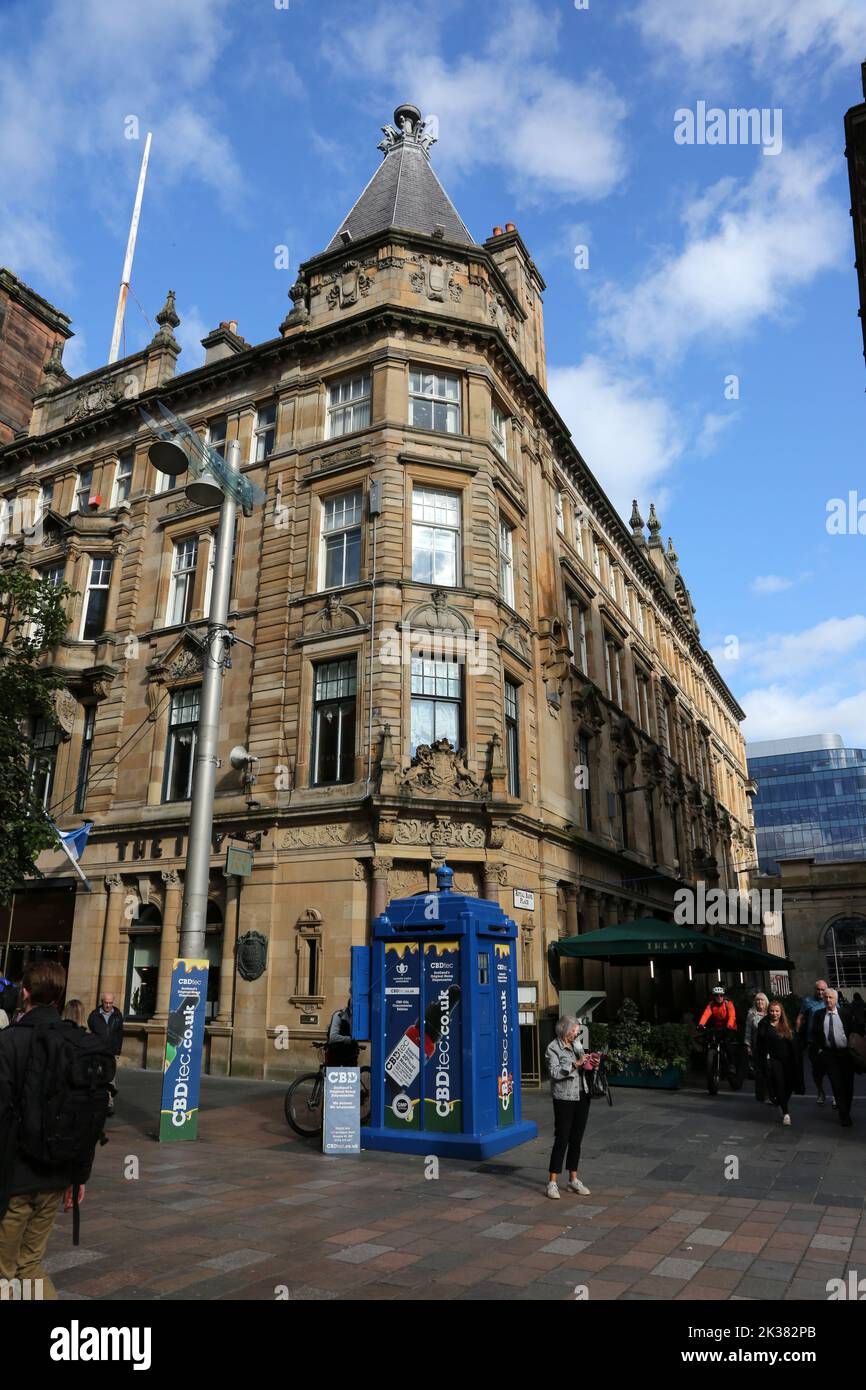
544,1014,599,1199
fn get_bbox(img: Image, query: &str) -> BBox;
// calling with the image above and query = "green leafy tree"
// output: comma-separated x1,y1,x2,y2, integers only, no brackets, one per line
0,566,75,903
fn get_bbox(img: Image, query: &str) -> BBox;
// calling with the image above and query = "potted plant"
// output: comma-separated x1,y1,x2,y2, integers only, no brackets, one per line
588,999,689,1090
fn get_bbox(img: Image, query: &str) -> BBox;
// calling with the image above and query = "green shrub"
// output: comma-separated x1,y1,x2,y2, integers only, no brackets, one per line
597,999,687,1077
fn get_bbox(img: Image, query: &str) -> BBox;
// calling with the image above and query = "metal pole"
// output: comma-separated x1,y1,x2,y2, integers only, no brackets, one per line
178,440,239,957
108,131,152,365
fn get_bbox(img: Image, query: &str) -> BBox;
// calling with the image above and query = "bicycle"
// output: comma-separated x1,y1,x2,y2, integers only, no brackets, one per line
701,1029,744,1095
284,1042,372,1138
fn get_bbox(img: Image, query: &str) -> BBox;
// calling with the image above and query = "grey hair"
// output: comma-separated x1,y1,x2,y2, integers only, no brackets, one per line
753,992,769,1008
555,1013,579,1041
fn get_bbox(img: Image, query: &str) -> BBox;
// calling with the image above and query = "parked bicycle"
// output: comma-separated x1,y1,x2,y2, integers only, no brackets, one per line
284,1042,372,1138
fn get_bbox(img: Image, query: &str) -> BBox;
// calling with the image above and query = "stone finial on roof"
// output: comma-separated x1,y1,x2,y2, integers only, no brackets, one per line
629,499,645,543
150,289,180,351
377,102,438,158
647,502,662,545
41,339,69,392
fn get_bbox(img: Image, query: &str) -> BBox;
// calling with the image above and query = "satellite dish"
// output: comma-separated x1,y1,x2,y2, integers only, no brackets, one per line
148,438,190,477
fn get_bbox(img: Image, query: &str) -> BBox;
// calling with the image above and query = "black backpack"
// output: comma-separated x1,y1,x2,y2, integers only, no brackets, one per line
16,1021,115,1243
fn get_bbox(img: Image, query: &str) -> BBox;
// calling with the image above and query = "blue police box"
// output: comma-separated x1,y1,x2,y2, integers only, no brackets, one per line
351,863,537,1159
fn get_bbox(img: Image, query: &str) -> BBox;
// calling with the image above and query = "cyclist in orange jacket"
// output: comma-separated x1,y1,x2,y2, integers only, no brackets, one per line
699,985,737,1033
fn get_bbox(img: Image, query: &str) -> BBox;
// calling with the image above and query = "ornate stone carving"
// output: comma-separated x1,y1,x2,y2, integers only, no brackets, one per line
276,825,370,849
353,861,367,881
406,588,468,635
52,688,77,738
499,618,531,663
394,818,485,848
572,681,605,734
398,739,486,799
149,289,180,351
325,259,374,309
302,593,364,635
64,377,124,423
160,869,181,888
407,255,461,302
377,103,438,156
388,866,428,898
504,829,539,860
104,874,124,892
538,616,570,713
146,633,207,717
237,930,268,982
371,856,394,875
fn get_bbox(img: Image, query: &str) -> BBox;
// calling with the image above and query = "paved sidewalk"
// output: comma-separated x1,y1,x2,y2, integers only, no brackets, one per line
43,1069,866,1301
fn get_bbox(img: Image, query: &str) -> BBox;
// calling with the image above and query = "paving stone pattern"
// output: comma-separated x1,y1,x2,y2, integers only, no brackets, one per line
43,1069,866,1302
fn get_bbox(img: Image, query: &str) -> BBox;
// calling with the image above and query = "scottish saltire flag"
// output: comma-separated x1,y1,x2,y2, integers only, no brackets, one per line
49,819,94,891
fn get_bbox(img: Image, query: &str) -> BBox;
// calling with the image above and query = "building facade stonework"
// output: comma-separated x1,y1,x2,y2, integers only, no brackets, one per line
0,106,758,1077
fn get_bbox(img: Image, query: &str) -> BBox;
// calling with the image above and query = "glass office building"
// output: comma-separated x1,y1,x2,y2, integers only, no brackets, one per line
747,733,866,874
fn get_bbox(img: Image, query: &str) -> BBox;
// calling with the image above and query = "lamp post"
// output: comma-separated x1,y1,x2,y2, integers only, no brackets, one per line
141,405,266,1139
178,438,238,957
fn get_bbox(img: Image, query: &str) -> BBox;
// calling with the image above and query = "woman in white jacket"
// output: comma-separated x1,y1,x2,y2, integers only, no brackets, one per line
544,1014,600,1199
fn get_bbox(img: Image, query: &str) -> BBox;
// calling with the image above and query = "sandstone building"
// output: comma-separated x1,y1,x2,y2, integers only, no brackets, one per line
0,105,757,1077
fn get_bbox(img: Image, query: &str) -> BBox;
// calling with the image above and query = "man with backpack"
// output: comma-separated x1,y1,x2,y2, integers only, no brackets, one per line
0,961,115,1298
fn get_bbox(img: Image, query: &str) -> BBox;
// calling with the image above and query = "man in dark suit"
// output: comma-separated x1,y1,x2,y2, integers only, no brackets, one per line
813,989,857,1127
87,993,123,1115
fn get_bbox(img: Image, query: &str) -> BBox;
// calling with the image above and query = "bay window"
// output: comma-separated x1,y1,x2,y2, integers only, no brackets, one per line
327,373,371,438
410,658,461,754
80,556,113,640
321,489,362,588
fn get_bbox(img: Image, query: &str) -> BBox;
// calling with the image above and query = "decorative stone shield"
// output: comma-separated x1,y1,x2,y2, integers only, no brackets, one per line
236,930,268,981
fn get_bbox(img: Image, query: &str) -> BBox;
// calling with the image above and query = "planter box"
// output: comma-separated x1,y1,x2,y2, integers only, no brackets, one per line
608,1062,684,1090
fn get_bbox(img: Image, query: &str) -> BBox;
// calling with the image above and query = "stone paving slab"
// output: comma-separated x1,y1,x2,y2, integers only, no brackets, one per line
38,1067,866,1302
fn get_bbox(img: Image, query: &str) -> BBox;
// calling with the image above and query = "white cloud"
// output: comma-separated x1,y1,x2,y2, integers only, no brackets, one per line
323,1,628,206
0,0,245,290
631,0,866,76
751,575,794,595
741,683,866,746
711,615,866,681
548,356,683,519
596,146,847,363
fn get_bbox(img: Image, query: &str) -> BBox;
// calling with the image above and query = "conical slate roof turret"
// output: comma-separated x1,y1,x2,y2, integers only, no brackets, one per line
325,103,474,252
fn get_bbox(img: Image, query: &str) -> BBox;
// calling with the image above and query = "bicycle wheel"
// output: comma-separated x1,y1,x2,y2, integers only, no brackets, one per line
705,1044,719,1095
285,1073,324,1137
359,1066,372,1125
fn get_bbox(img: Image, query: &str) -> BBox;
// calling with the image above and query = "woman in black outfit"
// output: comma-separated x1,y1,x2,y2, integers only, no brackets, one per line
754,1000,804,1126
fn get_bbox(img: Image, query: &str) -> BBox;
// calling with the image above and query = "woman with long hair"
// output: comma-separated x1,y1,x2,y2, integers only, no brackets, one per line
754,999,804,1126
745,992,770,1103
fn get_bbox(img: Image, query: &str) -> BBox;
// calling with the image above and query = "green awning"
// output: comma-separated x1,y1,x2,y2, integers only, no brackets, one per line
550,917,793,973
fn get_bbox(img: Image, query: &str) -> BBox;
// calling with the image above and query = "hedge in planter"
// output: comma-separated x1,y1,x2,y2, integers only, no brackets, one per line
588,1000,689,1087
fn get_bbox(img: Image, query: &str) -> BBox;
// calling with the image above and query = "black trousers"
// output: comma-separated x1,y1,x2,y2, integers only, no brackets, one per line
820,1049,854,1121
765,1060,792,1114
807,1042,826,1092
549,1093,590,1175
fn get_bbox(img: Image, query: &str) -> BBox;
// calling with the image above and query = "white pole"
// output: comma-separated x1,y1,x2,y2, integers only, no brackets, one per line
108,131,152,365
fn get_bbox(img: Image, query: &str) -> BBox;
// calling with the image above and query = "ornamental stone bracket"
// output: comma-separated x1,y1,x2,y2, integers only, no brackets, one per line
539,616,570,714
571,678,605,736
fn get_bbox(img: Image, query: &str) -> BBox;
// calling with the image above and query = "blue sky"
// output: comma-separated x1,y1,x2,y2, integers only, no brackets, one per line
2,0,866,746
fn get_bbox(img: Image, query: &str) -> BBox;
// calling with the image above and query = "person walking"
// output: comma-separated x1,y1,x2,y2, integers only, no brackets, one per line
745,992,771,1103
753,1000,804,1125
544,1014,598,1199
0,961,114,1298
63,1000,85,1027
812,988,858,1128
87,993,124,1115
796,980,830,1105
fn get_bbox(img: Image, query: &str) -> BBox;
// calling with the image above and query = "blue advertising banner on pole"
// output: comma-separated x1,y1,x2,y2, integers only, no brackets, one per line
159,957,209,1142
323,1067,361,1154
